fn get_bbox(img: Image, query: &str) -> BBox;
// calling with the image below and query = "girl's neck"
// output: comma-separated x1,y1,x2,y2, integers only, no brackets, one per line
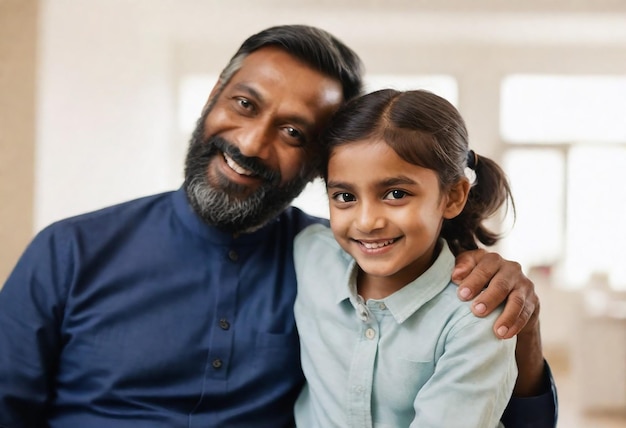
356,240,442,301
357,271,405,301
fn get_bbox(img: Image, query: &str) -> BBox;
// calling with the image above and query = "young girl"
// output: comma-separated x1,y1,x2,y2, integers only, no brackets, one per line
293,89,517,428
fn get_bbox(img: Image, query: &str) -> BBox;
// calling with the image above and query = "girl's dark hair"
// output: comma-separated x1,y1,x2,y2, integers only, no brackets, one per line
220,25,364,102
321,89,515,254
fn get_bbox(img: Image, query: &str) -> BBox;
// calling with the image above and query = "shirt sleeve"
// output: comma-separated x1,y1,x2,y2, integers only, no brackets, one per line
411,310,518,428
0,224,70,427
500,360,558,428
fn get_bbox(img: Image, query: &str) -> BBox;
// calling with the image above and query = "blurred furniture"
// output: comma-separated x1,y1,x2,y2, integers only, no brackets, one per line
573,285,626,415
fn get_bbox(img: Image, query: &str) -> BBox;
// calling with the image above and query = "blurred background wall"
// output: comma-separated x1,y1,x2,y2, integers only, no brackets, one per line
2,0,626,426
0,0,37,285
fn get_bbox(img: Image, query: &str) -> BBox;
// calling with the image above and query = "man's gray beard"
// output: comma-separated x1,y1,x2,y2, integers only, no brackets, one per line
183,114,311,233
185,167,308,234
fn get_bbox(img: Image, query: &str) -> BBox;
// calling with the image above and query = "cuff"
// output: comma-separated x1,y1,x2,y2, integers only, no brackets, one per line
501,360,558,428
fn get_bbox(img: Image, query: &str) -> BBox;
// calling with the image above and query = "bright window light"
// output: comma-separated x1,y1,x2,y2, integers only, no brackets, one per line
501,75,626,143
178,74,218,134
501,75,626,290
365,74,458,106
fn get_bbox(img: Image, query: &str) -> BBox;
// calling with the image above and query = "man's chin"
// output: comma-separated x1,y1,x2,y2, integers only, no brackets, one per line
186,162,309,233
206,159,265,200
211,178,263,203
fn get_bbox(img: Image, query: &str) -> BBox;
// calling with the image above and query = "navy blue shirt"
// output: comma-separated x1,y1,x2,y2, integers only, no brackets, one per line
0,188,556,427
0,189,320,427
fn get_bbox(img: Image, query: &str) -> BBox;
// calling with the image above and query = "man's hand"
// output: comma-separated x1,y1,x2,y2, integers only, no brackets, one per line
452,249,538,339
453,248,547,396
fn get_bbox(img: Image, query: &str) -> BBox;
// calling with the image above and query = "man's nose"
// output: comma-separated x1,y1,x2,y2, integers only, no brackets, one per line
235,122,273,160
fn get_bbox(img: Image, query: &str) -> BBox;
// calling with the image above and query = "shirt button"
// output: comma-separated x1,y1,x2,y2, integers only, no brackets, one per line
353,385,366,394
228,250,238,262
212,358,223,369
365,328,376,340
219,318,230,330
378,303,387,310
357,303,369,322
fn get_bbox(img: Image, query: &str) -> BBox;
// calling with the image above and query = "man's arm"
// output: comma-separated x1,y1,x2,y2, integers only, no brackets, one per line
0,226,66,427
501,293,558,427
452,249,558,427
511,307,544,396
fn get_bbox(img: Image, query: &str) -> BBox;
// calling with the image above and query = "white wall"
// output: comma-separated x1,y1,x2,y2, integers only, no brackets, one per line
36,0,175,229
36,0,626,230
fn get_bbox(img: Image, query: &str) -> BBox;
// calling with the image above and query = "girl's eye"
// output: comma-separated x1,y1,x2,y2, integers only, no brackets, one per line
384,189,407,200
333,192,356,203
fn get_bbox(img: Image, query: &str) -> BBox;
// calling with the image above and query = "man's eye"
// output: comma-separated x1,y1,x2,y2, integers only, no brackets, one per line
280,126,307,147
333,192,356,203
284,126,306,143
383,189,407,200
286,127,301,139
237,98,253,110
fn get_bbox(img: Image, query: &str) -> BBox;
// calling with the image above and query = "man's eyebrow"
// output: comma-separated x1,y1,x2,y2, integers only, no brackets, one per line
232,82,264,104
232,82,315,134
284,115,315,135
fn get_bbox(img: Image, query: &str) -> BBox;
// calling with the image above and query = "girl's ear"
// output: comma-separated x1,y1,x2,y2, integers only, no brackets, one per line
443,178,470,219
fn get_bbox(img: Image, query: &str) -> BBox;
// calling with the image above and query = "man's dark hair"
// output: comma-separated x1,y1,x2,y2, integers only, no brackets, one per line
219,25,364,102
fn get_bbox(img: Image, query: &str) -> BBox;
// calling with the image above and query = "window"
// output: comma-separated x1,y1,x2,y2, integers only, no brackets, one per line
501,75,626,144
500,75,626,290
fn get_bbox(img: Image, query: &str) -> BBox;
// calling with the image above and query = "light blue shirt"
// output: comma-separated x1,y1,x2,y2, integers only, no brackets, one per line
294,224,517,428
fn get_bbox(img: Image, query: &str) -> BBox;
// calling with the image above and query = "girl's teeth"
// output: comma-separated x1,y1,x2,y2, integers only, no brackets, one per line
362,239,394,249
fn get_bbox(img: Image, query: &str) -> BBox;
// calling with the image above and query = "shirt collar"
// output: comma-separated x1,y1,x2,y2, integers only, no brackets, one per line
334,256,358,305
171,186,281,245
335,240,455,324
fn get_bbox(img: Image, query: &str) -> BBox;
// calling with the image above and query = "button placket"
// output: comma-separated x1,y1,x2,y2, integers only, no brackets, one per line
227,249,239,262
203,247,240,383
347,321,378,427
219,318,230,330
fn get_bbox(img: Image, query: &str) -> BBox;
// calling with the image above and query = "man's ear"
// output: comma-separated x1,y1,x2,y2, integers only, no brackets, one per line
443,178,471,220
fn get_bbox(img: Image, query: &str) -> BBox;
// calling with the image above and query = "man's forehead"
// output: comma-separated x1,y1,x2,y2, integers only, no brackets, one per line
238,46,310,72
232,47,342,97
225,47,343,119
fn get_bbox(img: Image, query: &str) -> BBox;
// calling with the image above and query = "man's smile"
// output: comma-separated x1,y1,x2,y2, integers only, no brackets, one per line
224,153,255,176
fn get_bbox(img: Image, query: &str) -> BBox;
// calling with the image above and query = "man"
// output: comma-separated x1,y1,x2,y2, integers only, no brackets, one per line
0,25,556,427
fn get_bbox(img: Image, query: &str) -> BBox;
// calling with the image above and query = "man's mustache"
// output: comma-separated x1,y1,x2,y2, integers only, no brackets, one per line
209,136,281,186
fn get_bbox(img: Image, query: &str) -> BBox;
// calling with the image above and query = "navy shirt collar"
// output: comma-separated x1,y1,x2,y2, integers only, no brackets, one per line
171,186,280,245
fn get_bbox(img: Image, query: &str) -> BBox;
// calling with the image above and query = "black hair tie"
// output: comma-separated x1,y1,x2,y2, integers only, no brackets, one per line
467,150,478,170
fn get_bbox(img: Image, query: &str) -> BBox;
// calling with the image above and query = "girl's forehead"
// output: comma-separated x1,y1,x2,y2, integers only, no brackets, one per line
327,138,440,184
329,138,394,162
329,140,421,174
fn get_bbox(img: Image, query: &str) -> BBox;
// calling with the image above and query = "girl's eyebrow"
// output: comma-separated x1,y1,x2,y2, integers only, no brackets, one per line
326,180,354,191
326,175,419,191
379,176,417,187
